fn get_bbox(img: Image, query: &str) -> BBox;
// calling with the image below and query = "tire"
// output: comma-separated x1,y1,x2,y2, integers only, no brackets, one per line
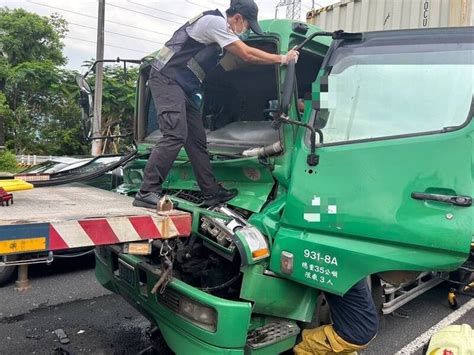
0,255,18,286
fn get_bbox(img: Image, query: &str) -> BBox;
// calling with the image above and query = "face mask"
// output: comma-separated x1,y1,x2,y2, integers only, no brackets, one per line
238,29,250,40
231,17,248,38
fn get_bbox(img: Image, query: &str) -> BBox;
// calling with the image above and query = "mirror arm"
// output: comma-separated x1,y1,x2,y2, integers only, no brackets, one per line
295,30,363,51
280,115,321,166
291,79,322,166
295,31,332,51
83,57,143,78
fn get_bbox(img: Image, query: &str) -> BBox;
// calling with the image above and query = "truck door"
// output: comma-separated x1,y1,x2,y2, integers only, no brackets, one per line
271,27,473,295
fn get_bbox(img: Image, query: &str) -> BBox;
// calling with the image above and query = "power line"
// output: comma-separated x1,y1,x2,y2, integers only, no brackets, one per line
66,36,150,54
106,3,182,25
27,1,172,38
127,0,189,20
185,0,212,9
68,22,164,45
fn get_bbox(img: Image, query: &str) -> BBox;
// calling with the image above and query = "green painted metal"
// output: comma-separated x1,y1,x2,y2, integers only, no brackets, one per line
121,155,275,213
269,52,473,294
240,264,318,322
249,192,287,248
95,247,252,349
156,318,244,355
97,19,474,354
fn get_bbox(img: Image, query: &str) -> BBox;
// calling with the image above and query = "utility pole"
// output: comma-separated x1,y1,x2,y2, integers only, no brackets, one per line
0,29,6,151
275,0,302,20
92,0,105,156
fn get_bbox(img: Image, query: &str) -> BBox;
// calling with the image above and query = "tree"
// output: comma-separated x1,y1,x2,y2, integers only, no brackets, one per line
0,8,87,155
0,8,66,67
0,8,136,156
81,61,138,154
0,150,18,173
100,65,138,153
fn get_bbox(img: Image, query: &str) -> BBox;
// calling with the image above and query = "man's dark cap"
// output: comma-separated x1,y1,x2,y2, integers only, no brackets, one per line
228,0,264,35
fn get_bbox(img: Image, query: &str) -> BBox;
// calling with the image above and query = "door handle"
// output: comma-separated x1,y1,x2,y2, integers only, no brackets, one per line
411,192,472,207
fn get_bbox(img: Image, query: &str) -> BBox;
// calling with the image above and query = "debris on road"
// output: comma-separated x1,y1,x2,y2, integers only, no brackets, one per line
51,347,70,355
53,328,70,344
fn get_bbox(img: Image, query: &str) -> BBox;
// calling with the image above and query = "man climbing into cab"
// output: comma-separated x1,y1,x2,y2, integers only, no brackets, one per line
133,0,299,209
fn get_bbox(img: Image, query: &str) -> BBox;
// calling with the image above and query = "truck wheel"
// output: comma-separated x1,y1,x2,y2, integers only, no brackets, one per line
0,255,18,286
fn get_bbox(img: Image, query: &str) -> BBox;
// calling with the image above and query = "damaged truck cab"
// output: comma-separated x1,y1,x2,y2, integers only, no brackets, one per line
95,20,473,354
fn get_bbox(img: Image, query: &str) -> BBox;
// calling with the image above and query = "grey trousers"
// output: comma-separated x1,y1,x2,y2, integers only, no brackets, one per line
140,69,218,195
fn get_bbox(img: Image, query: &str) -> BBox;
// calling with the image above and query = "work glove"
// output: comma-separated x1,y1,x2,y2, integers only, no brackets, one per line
281,48,299,65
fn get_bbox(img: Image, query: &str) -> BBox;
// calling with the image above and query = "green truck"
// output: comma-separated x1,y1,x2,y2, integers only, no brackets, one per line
92,20,473,354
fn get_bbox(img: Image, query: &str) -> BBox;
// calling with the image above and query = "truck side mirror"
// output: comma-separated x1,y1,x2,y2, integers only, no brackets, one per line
76,75,93,117
280,59,296,115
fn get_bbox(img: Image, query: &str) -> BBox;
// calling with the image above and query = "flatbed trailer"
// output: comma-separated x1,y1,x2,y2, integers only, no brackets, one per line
0,184,191,288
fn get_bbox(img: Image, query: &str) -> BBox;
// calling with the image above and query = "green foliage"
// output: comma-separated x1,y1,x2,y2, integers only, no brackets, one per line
0,7,66,66
101,65,138,140
82,62,138,152
0,8,88,155
2,59,87,154
0,8,137,156
0,150,18,172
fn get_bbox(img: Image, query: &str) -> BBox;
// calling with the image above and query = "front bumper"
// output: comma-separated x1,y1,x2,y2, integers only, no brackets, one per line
95,246,252,354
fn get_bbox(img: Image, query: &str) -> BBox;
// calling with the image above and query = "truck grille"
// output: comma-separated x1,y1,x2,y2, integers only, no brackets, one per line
156,287,180,313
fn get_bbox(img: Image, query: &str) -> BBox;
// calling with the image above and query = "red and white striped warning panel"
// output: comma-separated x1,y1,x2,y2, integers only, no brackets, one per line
0,185,192,255
49,213,192,250
0,213,192,255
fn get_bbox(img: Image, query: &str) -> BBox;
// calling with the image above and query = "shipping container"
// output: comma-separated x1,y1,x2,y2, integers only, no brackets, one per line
307,0,473,32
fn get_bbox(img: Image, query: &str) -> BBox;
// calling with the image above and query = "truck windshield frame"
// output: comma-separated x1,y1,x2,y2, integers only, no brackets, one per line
307,28,474,147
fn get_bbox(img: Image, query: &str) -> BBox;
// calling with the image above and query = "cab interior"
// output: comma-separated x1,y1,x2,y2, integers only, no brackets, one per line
139,38,324,156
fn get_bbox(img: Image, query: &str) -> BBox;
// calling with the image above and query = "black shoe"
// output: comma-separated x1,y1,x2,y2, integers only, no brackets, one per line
202,187,238,207
133,191,163,209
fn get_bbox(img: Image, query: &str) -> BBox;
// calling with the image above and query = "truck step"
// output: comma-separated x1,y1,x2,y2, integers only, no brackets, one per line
460,260,474,273
246,321,300,350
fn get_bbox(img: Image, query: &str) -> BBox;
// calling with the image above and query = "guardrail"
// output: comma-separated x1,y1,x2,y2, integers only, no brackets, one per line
16,155,57,167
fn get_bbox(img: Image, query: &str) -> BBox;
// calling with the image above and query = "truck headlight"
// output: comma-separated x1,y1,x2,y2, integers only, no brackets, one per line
178,296,217,332
238,226,270,261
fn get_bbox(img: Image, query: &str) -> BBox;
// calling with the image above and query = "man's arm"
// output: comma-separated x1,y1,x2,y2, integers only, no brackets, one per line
225,40,298,65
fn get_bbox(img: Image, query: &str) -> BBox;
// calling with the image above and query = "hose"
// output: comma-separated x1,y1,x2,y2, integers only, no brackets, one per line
241,141,283,158
54,249,96,258
198,274,241,292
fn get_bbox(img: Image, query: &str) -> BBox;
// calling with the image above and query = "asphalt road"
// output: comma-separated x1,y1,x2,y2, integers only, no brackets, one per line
0,257,472,355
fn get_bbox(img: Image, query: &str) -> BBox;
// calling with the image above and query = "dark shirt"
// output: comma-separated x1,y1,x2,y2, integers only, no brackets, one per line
324,279,379,345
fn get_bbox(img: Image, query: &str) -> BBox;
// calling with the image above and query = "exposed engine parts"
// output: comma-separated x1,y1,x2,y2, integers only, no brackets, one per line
199,205,250,256
241,141,283,158
142,205,248,298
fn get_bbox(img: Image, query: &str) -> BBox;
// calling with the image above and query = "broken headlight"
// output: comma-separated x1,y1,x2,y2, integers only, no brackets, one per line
236,226,270,262
178,295,217,332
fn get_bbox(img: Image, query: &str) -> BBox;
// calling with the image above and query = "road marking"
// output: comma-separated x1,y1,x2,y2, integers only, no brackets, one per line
395,298,474,354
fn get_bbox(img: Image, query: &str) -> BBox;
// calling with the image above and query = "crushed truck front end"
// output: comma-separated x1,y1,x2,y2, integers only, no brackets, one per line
96,247,252,354
94,19,330,354
95,20,473,354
